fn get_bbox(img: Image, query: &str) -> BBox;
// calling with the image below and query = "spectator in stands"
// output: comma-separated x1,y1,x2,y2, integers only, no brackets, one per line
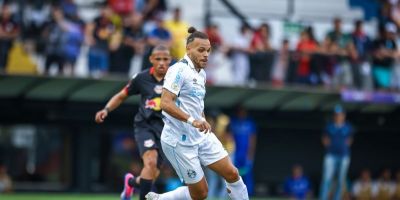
394,169,400,199
371,23,398,90
228,105,257,196
351,20,373,90
23,1,50,56
42,7,69,75
62,14,84,76
60,0,78,20
142,0,167,21
142,15,171,69
352,169,374,200
283,164,311,200
320,105,354,200
271,39,290,87
0,3,19,73
250,23,272,52
85,3,117,77
379,1,394,27
205,23,234,85
390,0,400,28
0,162,12,193
110,13,145,75
296,27,319,85
327,18,351,50
164,7,189,61
231,24,253,86
373,168,396,200
205,23,223,49
326,18,355,89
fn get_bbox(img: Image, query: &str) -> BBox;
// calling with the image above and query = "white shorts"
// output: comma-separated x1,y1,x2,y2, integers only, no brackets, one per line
161,133,228,184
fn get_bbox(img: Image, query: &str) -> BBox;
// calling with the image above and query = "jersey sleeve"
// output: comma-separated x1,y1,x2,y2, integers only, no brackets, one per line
163,65,185,95
123,73,141,96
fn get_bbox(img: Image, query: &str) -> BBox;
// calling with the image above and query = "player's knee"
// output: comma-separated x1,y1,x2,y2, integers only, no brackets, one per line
225,167,240,182
190,188,208,200
144,158,157,170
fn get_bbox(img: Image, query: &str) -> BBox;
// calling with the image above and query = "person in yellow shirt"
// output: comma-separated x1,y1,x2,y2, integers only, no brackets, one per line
163,7,189,60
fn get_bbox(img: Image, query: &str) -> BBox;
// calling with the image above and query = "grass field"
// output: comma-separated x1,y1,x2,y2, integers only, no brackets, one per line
0,193,287,200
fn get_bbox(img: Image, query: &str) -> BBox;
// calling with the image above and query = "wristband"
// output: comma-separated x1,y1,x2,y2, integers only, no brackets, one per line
201,117,206,121
187,116,195,125
104,107,111,113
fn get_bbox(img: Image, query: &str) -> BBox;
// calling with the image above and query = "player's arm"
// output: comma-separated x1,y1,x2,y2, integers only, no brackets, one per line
160,89,211,132
95,90,129,123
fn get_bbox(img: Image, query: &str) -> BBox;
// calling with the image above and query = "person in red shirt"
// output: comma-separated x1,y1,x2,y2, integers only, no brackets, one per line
205,23,222,48
296,27,318,84
250,23,272,52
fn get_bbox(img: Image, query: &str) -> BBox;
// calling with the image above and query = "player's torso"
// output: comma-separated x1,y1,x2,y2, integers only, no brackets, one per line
177,67,206,117
162,61,207,146
135,73,164,122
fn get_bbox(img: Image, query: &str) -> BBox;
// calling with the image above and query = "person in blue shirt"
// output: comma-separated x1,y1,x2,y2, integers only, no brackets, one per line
284,165,311,200
320,105,354,200
228,105,257,196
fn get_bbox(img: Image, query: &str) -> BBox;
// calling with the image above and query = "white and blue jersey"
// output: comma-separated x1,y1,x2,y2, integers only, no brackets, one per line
162,54,207,147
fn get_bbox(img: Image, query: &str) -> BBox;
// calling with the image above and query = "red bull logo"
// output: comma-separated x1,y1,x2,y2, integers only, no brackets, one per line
145,97,161,111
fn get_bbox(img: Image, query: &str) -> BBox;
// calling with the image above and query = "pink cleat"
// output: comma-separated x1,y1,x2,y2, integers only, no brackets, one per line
120,173,135,200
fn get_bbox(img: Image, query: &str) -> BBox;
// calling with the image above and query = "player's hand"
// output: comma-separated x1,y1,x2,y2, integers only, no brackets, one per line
95,109,108,123
192,119,211,133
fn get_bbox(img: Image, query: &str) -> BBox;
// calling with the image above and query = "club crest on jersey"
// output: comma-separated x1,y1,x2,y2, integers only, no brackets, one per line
154,85,163,94
145,97,161,111
144,139,155,148
187,169,197,179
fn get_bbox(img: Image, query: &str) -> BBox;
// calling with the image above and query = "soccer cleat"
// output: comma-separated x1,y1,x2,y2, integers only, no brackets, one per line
145,192,160,200
120,173,135,200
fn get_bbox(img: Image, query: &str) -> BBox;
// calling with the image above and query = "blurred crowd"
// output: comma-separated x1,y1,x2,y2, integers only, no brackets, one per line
1,0,400,92
282,165,400,200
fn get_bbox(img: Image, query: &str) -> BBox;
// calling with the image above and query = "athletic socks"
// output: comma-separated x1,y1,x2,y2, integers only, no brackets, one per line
140,178,153,200
128,176,140,188
226,176,249,200
127,177,154,200
159,186,191,200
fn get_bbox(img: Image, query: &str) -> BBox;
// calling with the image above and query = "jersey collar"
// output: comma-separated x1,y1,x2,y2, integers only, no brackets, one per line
183,54,197,71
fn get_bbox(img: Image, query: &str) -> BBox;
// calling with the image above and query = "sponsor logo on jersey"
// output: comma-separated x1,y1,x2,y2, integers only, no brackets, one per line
145,97,161,111
144,139,155,148
154,85,163,94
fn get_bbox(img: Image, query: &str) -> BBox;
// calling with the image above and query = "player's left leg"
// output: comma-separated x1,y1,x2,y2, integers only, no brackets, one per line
139,149,160,199
208,156,249,200
200,133,249,200
121,127,161,200
122,150,161,200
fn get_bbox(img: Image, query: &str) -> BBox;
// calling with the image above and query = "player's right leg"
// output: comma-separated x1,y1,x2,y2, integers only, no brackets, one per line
146,141,209,200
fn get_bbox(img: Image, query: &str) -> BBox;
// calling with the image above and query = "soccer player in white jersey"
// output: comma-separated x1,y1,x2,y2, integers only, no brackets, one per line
145,27,249,200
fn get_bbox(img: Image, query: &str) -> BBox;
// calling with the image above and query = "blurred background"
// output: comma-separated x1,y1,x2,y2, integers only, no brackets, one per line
1,0,400,199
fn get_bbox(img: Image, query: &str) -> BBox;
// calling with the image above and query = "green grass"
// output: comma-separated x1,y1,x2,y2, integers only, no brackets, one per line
0,193,286,200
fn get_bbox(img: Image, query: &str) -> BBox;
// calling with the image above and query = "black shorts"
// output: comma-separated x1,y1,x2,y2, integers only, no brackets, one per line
134,125,165,168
